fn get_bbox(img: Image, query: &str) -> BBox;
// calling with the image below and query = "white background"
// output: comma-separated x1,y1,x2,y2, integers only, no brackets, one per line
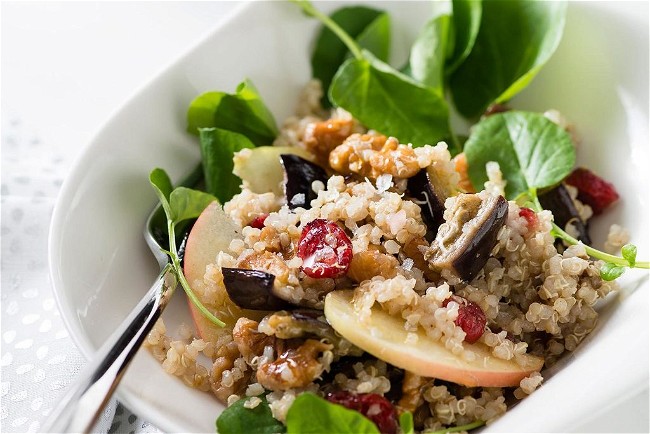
1,2,240,432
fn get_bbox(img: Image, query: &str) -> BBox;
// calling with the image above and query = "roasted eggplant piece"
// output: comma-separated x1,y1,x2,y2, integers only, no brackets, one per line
222,268,291,311
539,183,591,244
280,154,328,209
407,169,447,235
426,193,508,282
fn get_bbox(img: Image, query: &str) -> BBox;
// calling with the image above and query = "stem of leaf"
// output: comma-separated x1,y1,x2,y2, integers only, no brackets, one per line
167,219,226,327
427,420,485,434
530,191,649,269
551,223,649,268
293,0,364,60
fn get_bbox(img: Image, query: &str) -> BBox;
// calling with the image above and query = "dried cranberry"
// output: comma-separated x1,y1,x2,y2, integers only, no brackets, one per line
248,214,269,229
297,219,352,278
565,168,619,215
326,391,398,434
518,207,538,229
442,295,487,343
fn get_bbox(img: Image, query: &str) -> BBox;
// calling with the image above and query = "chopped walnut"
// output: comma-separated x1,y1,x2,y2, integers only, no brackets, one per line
304,118,356,166
329,133,421,180
210,337,250,402
256,339,333,391
397,371,430,414
237,251,291,286
259,226,283,253
348,249,399,283
232,317,283,364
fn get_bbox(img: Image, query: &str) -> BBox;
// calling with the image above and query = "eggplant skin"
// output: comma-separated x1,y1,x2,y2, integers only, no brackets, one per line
538,183,591,245
222,268,290,311
451,195,508,282
428,194,508,282
407,169,446,233
280,154,328,209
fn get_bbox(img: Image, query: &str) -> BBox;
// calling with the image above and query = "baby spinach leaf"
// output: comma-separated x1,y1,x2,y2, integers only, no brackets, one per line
187,79,278,146
310,6,390,108
168,187,216,224
464,111,575,199
450,0,567,118
199,127,255,203
216,396,286,434
285,393,379,434
445,0,482,74
409,13,451,93
329,52,454,150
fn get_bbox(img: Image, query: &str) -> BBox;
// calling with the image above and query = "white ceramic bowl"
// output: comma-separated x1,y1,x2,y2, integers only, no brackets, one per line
49,1,649,432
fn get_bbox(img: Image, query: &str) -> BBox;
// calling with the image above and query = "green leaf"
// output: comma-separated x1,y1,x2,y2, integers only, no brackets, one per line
450,0,567,118
329,53,453,150
285,393,379,434
149,168,173,221
168,187,216,224
409,14,451,92
600,262,626,281
399,412,414,434
310,6,390,108
186,91,226,135
187,79,278,146
199,127,255,204
464,111,575,199
621,244,637,267
445,0,482,74
216,396,286,434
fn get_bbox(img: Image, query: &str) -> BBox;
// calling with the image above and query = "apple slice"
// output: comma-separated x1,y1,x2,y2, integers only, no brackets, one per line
324,290,544,387
183,201,265,341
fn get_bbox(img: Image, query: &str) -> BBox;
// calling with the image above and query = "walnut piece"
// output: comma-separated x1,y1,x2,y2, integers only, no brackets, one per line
329,133,421,180
304,118,355,166
397,371,429,414
232,317,282,363
256,339,332,391
348,249,399,283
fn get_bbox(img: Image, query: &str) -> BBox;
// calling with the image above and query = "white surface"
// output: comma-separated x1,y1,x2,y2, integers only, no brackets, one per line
1,2,240,432
4,1,649,433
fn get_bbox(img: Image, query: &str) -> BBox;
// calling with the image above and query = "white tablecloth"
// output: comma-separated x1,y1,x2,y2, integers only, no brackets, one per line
1,3,239,432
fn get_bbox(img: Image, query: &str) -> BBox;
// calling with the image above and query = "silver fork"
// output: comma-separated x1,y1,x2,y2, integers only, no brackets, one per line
43,165,203,433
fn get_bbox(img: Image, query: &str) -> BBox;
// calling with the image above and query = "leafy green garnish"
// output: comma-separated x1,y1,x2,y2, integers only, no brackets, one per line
199,127,255,203
445,0,482,74
409,13,451,93
330,52,452,149
293,0,455,151
310,5,390,108
187,79,278,147
464,111,576,199
449,0,567,118
464,113,648,279
399,412,414,434
285,393,379,434
149,168,224,327
216,396,286,434
622,244,638,267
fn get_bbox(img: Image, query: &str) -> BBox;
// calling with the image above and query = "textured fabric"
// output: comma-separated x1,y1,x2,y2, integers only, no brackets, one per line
0,117,159,433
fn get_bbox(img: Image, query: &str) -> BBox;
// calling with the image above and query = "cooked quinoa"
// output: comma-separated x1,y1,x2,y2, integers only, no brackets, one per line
144,80,620,432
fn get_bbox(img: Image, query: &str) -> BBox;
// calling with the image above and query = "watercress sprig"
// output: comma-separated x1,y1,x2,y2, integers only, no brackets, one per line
149,168,225,327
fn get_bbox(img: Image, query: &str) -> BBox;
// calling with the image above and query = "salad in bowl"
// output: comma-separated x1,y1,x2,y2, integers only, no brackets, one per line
138,1,648,433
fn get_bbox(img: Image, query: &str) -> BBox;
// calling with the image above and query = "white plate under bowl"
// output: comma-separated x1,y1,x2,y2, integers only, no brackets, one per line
49,1,649,432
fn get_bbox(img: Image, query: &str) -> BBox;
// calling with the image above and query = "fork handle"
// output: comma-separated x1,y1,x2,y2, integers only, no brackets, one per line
43,266,177,433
